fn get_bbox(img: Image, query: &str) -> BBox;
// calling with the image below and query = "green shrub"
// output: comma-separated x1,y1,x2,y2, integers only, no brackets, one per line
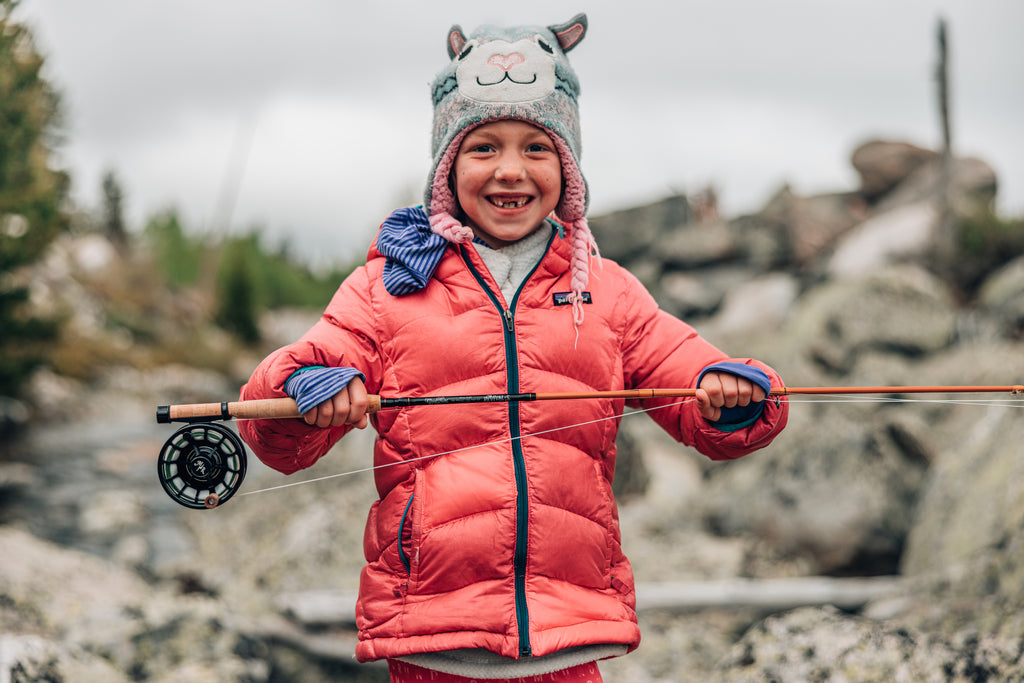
952,209,1024,295
215,235,262,343
142,209,202,288
212,231,353,343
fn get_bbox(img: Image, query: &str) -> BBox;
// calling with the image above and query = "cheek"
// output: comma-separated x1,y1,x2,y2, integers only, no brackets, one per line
539,167,563,197
452,163,481,196
450,168,468,203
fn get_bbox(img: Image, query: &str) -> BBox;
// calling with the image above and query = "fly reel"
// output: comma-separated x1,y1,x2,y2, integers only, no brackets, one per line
156,398,302,510
157,421,247,509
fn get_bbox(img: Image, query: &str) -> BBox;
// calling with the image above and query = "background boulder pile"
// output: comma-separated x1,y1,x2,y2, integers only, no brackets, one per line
3,139,1024,681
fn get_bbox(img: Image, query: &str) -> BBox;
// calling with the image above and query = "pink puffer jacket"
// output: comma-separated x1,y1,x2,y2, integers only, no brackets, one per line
238,222,788,662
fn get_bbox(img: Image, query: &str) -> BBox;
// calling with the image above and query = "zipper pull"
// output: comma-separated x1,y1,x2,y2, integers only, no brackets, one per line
503,309,514,332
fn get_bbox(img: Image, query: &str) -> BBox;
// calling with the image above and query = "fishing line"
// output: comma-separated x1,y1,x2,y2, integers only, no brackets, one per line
238,399,697,498
154,386,1023,508
237,394,1024,498
214,395,1024,424
782,396,1024,407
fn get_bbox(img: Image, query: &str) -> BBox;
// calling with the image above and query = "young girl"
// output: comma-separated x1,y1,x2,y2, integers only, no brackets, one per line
239,14,788,683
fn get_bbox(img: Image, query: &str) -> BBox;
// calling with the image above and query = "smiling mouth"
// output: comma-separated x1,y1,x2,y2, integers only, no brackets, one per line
489,196,532,209
476,72,538,87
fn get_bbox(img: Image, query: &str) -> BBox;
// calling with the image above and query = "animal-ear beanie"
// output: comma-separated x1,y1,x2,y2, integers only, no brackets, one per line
426,13,598,324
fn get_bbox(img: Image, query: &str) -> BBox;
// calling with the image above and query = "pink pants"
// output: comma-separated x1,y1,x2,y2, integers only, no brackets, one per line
387,659,604,683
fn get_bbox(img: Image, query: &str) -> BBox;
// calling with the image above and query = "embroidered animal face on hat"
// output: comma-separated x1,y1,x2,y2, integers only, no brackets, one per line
426,14,589,226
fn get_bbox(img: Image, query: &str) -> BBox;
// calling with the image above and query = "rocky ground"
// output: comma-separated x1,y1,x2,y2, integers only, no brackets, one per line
3,139,1024,681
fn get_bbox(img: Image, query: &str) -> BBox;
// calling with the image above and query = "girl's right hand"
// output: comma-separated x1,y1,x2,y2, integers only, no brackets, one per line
302,375,369,429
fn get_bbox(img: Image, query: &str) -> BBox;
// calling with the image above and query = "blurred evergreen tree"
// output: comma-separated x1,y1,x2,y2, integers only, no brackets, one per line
216,234,261,343
0,0,69,396
101,169,128,249
143,208,202,287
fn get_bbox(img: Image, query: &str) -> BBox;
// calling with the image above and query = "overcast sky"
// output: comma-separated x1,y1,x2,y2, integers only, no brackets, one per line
16,0,1024,265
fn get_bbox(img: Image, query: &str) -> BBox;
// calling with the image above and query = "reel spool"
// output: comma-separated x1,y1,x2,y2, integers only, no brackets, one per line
157,422,247,509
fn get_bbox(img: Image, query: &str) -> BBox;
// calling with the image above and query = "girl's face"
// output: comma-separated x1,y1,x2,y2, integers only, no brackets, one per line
453,120,562,249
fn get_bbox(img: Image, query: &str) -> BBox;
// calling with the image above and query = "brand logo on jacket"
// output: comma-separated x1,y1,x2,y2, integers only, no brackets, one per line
552,292,592,306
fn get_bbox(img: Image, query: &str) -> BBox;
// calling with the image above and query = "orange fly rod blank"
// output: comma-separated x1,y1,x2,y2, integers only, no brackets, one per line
156,385,1024,423
772,385,1024,396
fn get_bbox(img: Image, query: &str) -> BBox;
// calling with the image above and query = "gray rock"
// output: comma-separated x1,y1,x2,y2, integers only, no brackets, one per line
896,356,1024,637
588,193,693,263
706,273,799,335
715,606,1024,681
697,401,931,575
0,396,30,434
878,155,998,216
659,219,739,269
749,185,865,266
789,266,957,374
978,255,1024,334
851,139,938,200
0,634,129,683
827,201,939,278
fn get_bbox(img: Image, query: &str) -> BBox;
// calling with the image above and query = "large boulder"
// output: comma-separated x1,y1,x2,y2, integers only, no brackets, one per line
878,154,998,216
827,201,939,278
894,340,1024,638
696,397,932,576
703,272,800,335
658,219,740,269
692,266,968,576
714,606,1024,681
787,265,957,374
851,139,938,201
0,527,273,681
978,255,1024,336
748,185,865,267
0,634,129,683
588,193,692,264
0,526,151,635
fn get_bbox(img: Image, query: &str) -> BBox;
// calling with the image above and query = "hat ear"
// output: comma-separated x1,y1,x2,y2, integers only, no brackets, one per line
446,25,468,59
548,13,587,53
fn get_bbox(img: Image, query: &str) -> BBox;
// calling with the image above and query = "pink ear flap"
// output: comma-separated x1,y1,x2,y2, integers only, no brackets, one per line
548,13,587,53
447,25,468,59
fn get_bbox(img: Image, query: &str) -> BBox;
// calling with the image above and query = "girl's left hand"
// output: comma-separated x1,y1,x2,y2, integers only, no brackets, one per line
695,371,767,422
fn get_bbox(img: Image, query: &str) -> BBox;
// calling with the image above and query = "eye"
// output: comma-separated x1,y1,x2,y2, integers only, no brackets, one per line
537,38,554,54
458,44,474,60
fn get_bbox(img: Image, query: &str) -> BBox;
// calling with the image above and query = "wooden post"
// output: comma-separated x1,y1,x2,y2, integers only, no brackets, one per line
932,16,957,273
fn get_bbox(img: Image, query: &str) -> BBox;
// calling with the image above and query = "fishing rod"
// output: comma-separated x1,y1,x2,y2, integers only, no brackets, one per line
154,384,1024,510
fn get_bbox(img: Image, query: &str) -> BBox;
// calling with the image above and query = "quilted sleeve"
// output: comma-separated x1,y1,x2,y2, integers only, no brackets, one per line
617,268,788,461
237,266,383,474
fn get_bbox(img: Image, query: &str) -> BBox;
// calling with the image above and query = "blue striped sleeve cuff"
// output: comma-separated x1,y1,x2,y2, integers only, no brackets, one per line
697,362,771,432
284,366,366,414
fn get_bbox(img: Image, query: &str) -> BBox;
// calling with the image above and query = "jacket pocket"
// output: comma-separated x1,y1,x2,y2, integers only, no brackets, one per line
396,467,424,580
363,499,381,563
592,460,617,581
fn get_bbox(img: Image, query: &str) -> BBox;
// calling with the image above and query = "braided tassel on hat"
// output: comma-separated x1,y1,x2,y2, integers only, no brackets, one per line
568,216,599,325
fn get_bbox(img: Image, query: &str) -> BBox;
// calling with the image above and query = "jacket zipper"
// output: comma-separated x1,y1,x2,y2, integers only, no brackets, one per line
460,234,553,657
398,493,414,575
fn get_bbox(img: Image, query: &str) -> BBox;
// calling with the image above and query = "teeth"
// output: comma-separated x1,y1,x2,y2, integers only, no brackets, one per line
491,197,529,208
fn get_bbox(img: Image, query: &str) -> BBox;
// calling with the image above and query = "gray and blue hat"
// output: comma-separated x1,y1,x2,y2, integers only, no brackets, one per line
424,14,597,324
426,13,590,231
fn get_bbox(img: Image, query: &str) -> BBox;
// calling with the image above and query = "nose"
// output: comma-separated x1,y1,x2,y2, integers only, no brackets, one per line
494,155,526,182
487,53,525,72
